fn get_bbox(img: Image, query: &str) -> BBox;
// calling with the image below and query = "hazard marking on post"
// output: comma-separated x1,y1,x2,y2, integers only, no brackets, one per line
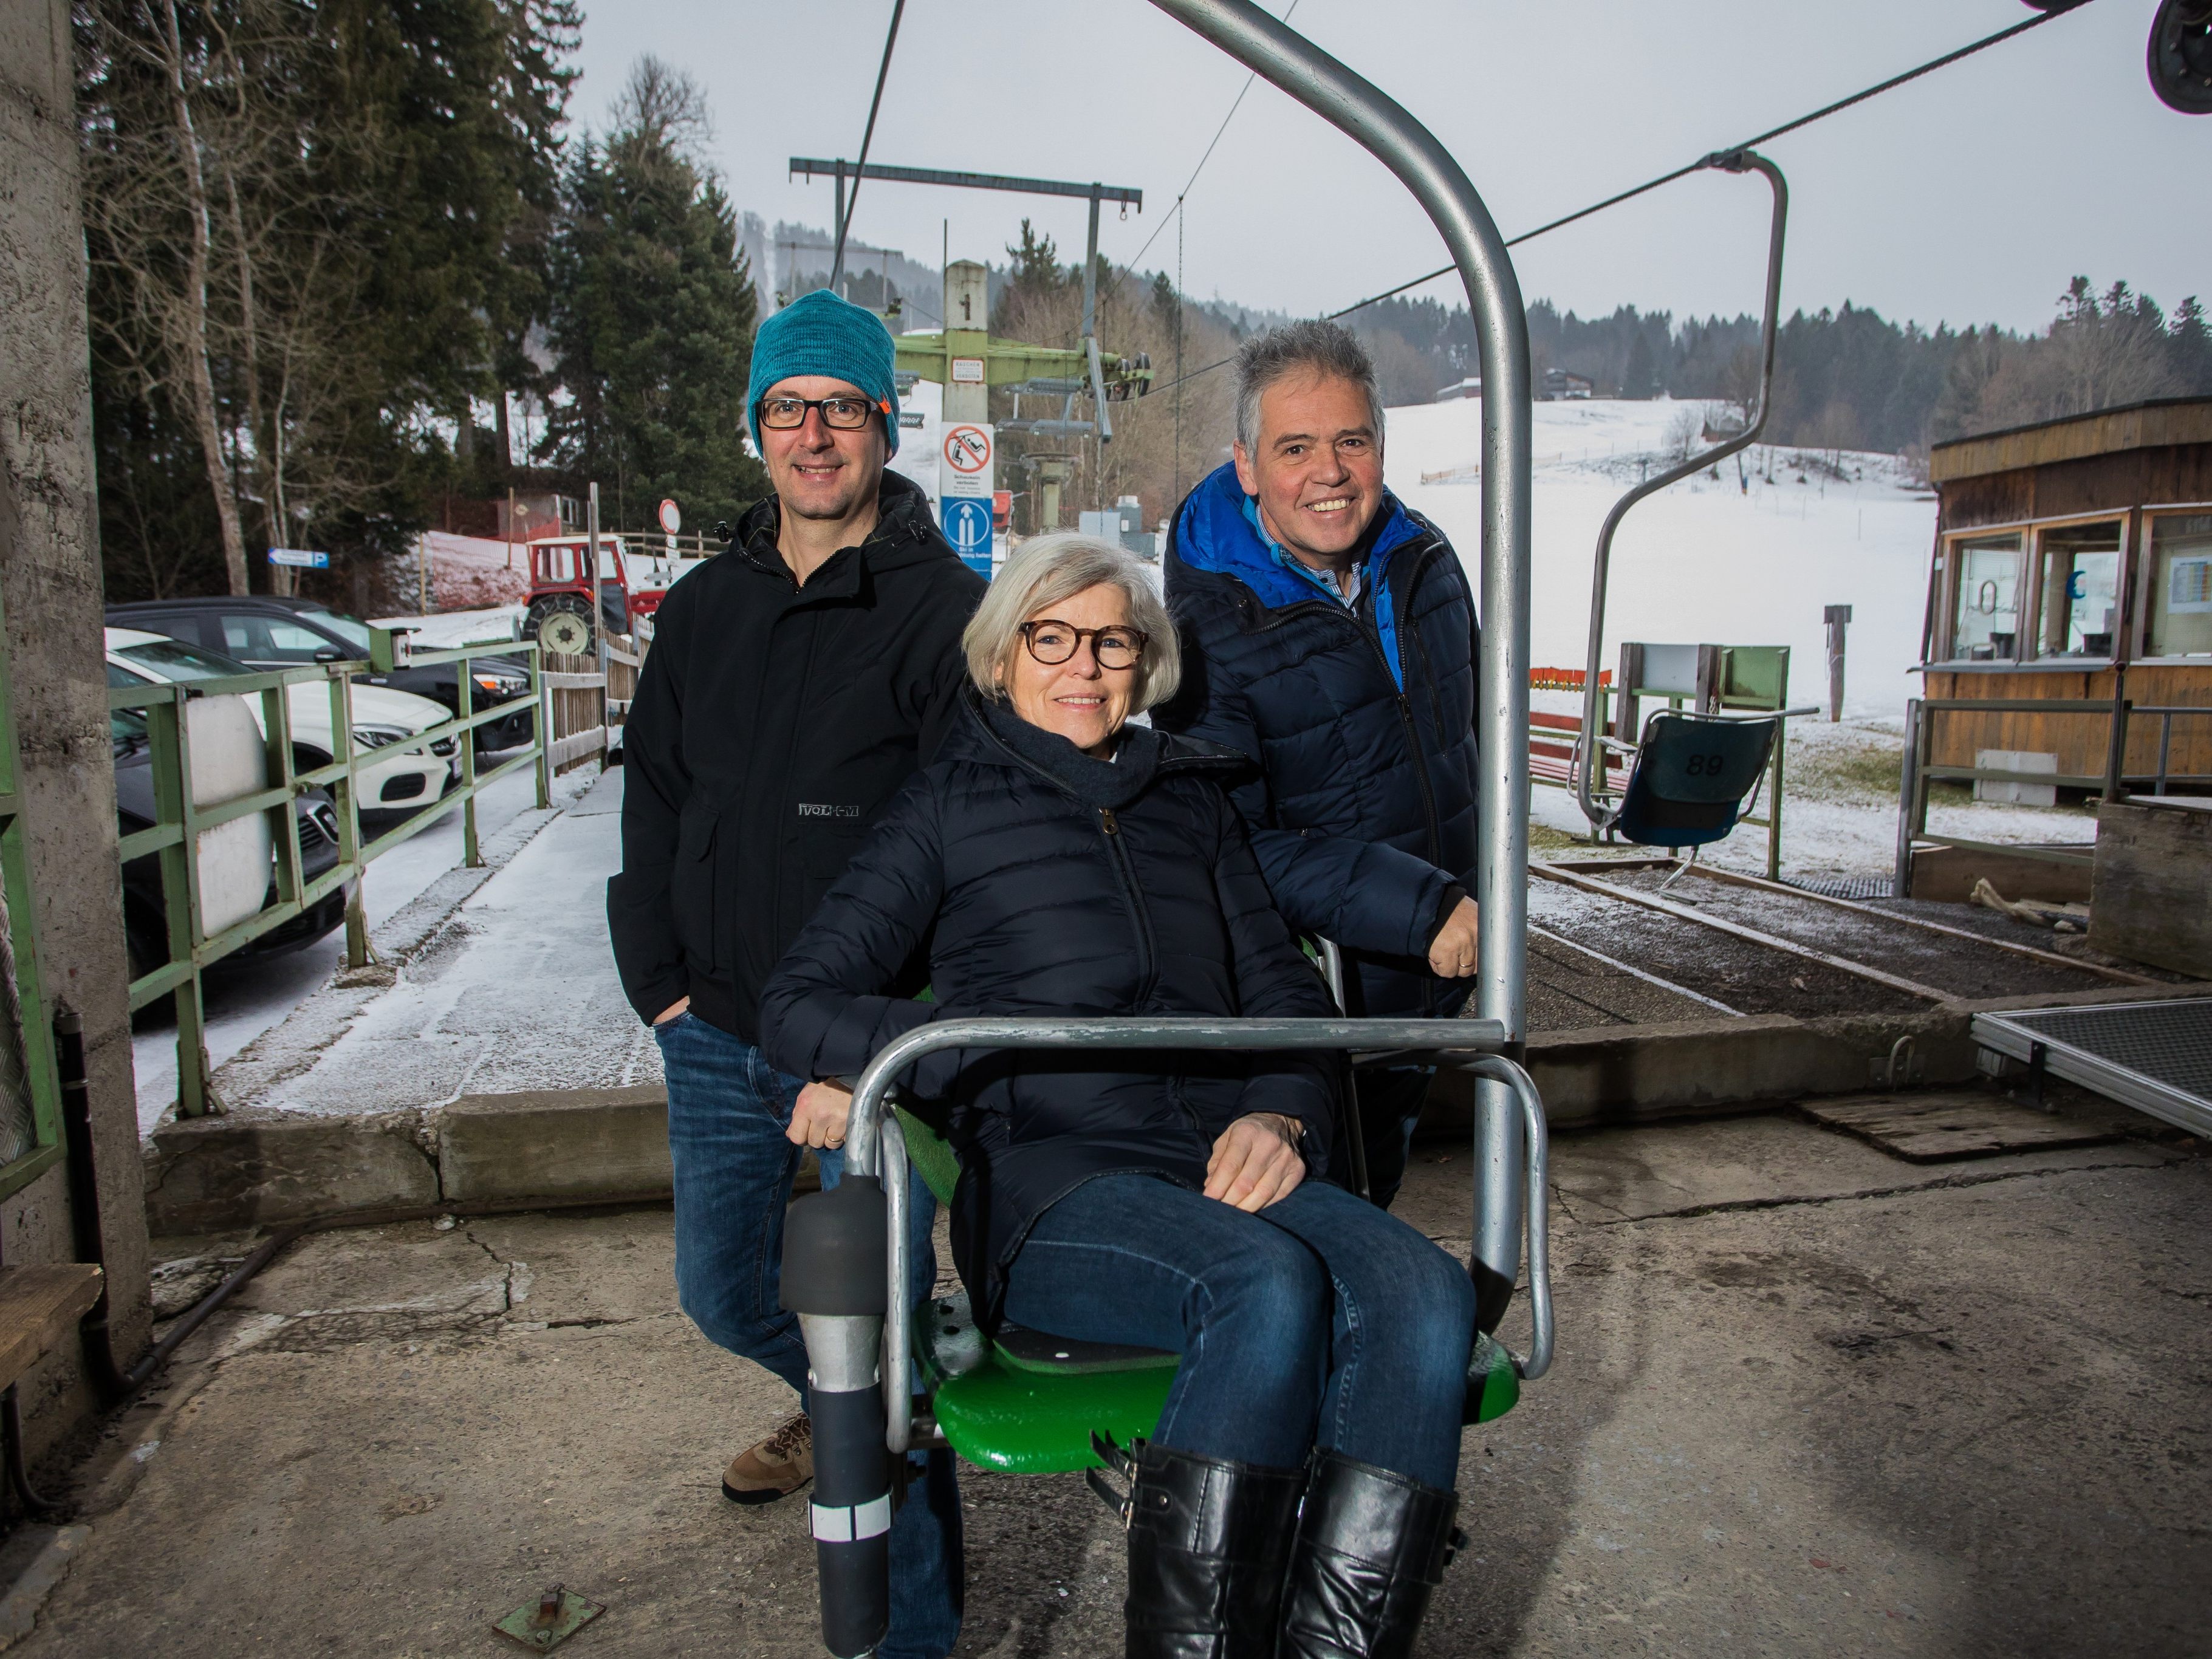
944,425,991,474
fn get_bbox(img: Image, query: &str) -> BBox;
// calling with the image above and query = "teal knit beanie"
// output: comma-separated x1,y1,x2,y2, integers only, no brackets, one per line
746,288,902,457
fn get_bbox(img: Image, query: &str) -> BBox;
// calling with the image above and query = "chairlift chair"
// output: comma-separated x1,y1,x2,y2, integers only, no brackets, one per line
1573,151,1793,861
784,2,1552,1653
1614,706,1782,888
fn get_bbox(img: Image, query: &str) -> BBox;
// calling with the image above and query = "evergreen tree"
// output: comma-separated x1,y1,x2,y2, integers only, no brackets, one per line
541,57,767,530
1621,329,1657,399
1151,269,1179,335
2172,296,2212,389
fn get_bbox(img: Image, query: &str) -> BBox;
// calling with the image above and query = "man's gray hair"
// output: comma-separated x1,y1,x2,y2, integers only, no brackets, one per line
1233,318,1387,454
963,533,1181,714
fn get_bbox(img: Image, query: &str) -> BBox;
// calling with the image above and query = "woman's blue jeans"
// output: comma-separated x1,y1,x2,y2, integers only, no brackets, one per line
1000,1173,1476,1490
656,1011,962,1659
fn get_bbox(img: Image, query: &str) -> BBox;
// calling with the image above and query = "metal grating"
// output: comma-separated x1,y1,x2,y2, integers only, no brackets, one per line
1782,874,1895,900
1998,1001,2212,1103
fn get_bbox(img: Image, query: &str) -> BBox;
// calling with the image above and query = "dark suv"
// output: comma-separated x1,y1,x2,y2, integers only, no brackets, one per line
104,596,535,752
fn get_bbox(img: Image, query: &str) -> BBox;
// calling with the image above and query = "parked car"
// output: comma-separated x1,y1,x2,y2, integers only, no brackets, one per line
109,704,351,986
104,596,535,752
106,628,459,816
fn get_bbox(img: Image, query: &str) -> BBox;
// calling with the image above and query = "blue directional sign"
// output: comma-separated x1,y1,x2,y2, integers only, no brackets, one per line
267,546,330,569
941,496,993,577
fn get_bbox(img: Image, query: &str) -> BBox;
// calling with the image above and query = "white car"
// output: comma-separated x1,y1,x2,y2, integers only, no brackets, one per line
105,626,459,815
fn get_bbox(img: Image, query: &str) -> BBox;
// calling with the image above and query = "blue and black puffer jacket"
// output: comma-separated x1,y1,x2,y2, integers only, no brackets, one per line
1157,463,1480,1021
758,692,1342,1324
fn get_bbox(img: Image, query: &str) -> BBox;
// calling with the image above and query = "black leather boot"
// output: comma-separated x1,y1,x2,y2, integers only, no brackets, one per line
1277,1450,1461,1659
1090,1434,1306,1658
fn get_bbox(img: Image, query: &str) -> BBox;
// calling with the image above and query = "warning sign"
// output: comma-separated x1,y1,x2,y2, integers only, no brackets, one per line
943,425,991,474
942,422,994,504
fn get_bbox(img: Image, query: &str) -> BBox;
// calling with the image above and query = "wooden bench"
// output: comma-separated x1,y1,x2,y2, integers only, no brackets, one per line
0,1264,103,1392
1529,711,1627,793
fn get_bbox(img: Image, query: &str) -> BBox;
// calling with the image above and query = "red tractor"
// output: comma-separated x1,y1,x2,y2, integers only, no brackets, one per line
523,533,702,656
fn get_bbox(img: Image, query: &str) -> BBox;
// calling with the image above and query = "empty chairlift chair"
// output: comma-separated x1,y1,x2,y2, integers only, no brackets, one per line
1615,708,1781,858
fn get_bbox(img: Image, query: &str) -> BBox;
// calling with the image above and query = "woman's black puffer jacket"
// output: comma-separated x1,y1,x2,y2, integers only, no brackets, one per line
759,693,1343,1324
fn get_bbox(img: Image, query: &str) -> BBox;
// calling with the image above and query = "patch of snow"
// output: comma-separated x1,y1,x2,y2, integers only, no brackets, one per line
418,531,530,609
369,603,524,649
1383,397,1935,717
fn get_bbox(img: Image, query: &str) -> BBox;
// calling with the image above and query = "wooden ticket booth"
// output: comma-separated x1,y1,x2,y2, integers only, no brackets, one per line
1906,399,2212,900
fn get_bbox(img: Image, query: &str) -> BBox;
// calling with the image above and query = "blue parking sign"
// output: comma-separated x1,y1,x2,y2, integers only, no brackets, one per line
941,496,993,576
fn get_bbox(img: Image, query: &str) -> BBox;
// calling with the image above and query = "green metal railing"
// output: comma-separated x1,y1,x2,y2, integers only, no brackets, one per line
0,586,63,1203
108,627,550,1117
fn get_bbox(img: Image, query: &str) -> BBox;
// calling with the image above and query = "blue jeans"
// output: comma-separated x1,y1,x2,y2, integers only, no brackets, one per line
657,1011,962,1659
1001,1174,1475,1490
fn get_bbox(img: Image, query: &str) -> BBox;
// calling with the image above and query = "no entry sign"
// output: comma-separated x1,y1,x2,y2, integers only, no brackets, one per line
943,425,991,476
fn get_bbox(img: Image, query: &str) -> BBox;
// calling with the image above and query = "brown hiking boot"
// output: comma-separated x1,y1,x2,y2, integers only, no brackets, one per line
722,1412,813,1505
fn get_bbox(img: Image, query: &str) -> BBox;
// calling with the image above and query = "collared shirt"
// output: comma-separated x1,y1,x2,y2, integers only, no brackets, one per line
1242,494,1362,607
1240,494,1403,689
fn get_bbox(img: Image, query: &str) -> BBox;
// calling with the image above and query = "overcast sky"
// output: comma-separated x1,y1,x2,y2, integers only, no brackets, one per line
572,0,2207,335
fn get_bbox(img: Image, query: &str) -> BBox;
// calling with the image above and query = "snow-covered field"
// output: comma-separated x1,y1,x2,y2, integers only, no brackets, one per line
1383,396,1936,717
1381,399,2104,881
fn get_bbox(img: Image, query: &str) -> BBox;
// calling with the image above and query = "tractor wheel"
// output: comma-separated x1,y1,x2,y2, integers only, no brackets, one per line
529,593,594,659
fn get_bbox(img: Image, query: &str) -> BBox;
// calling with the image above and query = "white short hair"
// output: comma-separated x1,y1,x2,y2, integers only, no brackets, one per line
962,533,1180,713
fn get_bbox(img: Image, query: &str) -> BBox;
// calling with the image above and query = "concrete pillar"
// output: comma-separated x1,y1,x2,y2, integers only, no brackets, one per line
941,261,989,425
0,0,153,1474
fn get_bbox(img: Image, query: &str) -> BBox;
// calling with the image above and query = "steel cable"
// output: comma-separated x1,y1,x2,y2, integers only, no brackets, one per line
1136,0,2098,399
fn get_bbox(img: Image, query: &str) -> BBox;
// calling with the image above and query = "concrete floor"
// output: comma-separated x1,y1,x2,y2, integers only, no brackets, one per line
21,1101,2211,1658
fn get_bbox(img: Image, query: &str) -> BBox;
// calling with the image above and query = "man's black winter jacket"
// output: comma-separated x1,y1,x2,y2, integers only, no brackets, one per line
607,473,986,1041
758,694,1342,1325
1157,463,1479,1021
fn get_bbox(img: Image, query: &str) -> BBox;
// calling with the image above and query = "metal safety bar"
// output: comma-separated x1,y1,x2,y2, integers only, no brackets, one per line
843,1014,1553,1459
1578,151,1789,834
106,632,551,1116
1145,0,1536,1333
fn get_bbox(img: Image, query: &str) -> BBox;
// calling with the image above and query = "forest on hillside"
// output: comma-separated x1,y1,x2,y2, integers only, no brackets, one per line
1330,281,2212,460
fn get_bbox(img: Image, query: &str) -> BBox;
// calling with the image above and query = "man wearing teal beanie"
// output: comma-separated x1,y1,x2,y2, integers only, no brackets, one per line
612,282,980,1657
744,287,903,457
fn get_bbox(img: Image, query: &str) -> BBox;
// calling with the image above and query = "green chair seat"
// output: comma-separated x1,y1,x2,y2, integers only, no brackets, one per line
897,1106,1517,1477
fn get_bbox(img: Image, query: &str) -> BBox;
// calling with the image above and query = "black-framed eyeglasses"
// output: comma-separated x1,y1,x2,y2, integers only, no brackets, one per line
756,394,883,431
1017,620,1148,669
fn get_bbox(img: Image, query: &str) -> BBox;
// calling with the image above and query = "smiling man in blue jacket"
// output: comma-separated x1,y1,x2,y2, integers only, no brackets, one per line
1156,319,1481,1209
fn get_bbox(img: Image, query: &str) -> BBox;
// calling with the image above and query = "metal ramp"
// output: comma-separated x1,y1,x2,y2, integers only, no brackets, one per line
1973,999,2212,1138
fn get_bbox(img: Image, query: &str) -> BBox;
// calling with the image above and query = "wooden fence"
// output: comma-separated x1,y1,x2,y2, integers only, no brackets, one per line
543,627,648,775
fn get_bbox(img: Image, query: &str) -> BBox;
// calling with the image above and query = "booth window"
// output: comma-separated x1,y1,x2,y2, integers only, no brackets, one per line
1950,532,2024,660
2034,519,2122,658
2146,513,2212,658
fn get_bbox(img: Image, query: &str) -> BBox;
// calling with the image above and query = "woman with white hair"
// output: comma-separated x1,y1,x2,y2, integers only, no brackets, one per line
761,533,1474,1659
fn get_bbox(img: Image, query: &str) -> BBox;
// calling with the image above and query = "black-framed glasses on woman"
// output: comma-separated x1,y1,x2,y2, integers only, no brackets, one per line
756,394,885,431
1018,620,1148,669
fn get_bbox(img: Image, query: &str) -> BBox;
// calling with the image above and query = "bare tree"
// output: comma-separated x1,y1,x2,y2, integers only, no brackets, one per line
1663,403,1702,462
612,56,714,165
80,0,385,596
1971,278,2180,432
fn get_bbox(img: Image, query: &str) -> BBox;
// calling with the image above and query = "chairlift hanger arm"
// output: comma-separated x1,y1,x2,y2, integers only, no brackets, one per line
1575,151,1789,834
1142,0,1534,1336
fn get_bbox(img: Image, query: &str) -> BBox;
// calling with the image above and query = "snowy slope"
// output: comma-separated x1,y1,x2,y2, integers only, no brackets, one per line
1383,397,1936,716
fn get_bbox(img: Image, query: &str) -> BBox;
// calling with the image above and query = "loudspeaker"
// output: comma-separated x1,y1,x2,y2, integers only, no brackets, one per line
2148,0,2212,114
